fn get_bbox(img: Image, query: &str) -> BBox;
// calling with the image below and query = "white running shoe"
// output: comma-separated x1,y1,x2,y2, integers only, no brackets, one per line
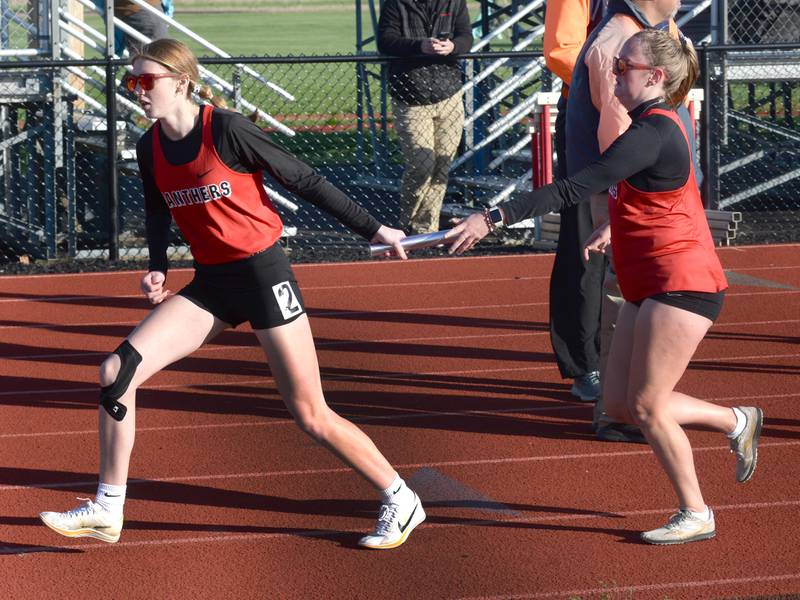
730,406,763,483
358,492,425,550
641,508,716,545
40,498,123,543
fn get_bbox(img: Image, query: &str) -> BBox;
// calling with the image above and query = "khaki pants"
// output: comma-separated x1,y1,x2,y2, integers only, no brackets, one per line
593,264,624,429
394,92,464,233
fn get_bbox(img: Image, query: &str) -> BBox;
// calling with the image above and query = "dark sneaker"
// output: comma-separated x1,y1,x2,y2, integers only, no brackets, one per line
596,422,647,444
641,508,716,545
730,406,763,483
570,371,600,401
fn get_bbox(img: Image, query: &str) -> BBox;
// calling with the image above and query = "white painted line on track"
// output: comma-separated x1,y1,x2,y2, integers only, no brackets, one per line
1,352,798,398
725,264,800,272
456,572,800,600
726,289,800,297
0,364,557,397
1,391,798,441
2,390,797,440
3,440,798,493
0,277,543,304
3,498,799,556
0,301,547,330
0,331,547,360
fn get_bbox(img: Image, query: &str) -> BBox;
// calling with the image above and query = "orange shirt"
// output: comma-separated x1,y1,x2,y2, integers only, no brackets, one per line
543,0,594,88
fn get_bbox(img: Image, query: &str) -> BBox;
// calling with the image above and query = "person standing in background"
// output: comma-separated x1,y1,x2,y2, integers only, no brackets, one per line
563,0,700,443
543,0,606,406
377,0,473,234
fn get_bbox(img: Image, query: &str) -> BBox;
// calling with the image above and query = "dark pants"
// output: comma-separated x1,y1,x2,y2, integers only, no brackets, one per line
548,94,606,378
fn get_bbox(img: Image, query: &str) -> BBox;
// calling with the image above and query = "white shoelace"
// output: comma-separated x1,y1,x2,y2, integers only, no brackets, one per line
665,510,693,530
63,497,96,518
373,503,400,536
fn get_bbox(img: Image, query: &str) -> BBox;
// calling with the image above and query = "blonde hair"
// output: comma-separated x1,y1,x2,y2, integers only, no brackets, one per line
132,38,228,109
632,29,699,108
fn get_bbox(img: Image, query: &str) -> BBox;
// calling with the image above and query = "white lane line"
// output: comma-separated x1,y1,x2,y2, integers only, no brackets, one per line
3,440,798,493
727,290,800,297
0,364,556,398
0,277,544,304
3,391,798,442
2,498,799,555
0,403,585,440
0,252,555,283
0,301,546,330
456,572,800,600
0,331,547,360
2,351,798,398
1,268,798,304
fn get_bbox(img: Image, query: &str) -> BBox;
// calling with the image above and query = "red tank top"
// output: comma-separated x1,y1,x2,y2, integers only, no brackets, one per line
608,108,728,302
151,106,283,265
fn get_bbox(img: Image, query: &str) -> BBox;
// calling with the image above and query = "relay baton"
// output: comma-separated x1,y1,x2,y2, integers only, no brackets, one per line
369,229,451,257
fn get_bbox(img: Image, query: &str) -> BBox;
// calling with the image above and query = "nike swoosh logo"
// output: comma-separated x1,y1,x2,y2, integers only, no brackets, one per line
393,485,402,494
197,169,213,178
103,493,121,497
398,500,418,534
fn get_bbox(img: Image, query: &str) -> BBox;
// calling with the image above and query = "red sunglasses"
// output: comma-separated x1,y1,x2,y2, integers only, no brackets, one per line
122,72,180,92
612,56,653,76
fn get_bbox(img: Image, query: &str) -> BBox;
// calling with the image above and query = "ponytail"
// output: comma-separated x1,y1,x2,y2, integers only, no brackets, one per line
196,83,228,109
669,36,699,108
633,29,699,109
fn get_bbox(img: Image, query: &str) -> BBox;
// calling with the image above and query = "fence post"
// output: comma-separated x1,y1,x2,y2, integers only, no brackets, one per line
105,0,119,261
701,45,720,210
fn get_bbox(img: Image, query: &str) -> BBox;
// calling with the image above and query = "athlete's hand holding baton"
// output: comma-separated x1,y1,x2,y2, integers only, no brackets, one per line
370,229,452,258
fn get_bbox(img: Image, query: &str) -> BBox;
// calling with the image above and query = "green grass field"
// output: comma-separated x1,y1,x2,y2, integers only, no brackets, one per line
81,2,483,57
174,10,367,56
82,9,366,56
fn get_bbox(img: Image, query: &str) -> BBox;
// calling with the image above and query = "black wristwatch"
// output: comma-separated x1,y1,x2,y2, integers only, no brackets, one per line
488,207,504,228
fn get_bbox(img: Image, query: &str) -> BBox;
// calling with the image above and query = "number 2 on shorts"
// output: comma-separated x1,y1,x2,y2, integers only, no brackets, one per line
272,281,302,320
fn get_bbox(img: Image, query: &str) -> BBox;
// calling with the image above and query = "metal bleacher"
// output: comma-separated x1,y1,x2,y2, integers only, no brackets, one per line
0,0,298,260
355,0,721,225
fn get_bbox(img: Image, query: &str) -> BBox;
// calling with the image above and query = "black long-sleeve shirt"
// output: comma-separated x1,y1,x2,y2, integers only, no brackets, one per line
502,99,693,224
377,0,473,105
136,105,381,273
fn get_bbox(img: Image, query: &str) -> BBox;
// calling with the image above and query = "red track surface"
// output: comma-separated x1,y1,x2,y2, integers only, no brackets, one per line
1,245,799,600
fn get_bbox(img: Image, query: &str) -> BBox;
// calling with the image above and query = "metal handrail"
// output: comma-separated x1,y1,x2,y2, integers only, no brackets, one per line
66,0,296,137
127,0,294,101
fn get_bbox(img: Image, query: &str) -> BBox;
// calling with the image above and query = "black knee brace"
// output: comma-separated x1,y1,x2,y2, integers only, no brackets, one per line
99,340,142,422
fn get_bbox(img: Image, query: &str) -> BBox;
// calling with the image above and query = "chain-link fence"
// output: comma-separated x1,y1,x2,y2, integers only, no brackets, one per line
728,0,800,44
701,43,800,244
1,51,543,268
0,0,44,54
2,44,800,271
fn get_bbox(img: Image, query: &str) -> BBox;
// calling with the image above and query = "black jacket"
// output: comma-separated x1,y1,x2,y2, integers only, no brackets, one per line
377,0,473,105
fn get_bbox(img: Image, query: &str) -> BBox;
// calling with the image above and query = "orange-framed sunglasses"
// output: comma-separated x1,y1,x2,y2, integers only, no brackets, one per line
612,56,653,76
122,72,180,92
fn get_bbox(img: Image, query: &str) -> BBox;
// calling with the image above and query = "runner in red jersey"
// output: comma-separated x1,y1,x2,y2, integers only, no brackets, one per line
447,29,763,545
39,39,425,550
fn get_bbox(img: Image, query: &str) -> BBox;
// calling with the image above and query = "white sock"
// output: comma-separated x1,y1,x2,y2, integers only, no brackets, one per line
381,474,413,505
689,506,711,521
95,482,126,515
727,407,746,439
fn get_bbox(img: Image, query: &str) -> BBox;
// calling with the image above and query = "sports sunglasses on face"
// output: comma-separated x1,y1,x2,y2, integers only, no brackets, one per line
612,57,653,76
122,72,180,92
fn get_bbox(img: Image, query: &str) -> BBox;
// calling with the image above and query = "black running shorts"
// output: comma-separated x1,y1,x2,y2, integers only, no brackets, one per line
633,290,725,322
179,243,305,329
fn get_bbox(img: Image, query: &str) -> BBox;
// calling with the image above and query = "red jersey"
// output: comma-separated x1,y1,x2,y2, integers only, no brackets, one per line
151,106,283,265
609,108,728,302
